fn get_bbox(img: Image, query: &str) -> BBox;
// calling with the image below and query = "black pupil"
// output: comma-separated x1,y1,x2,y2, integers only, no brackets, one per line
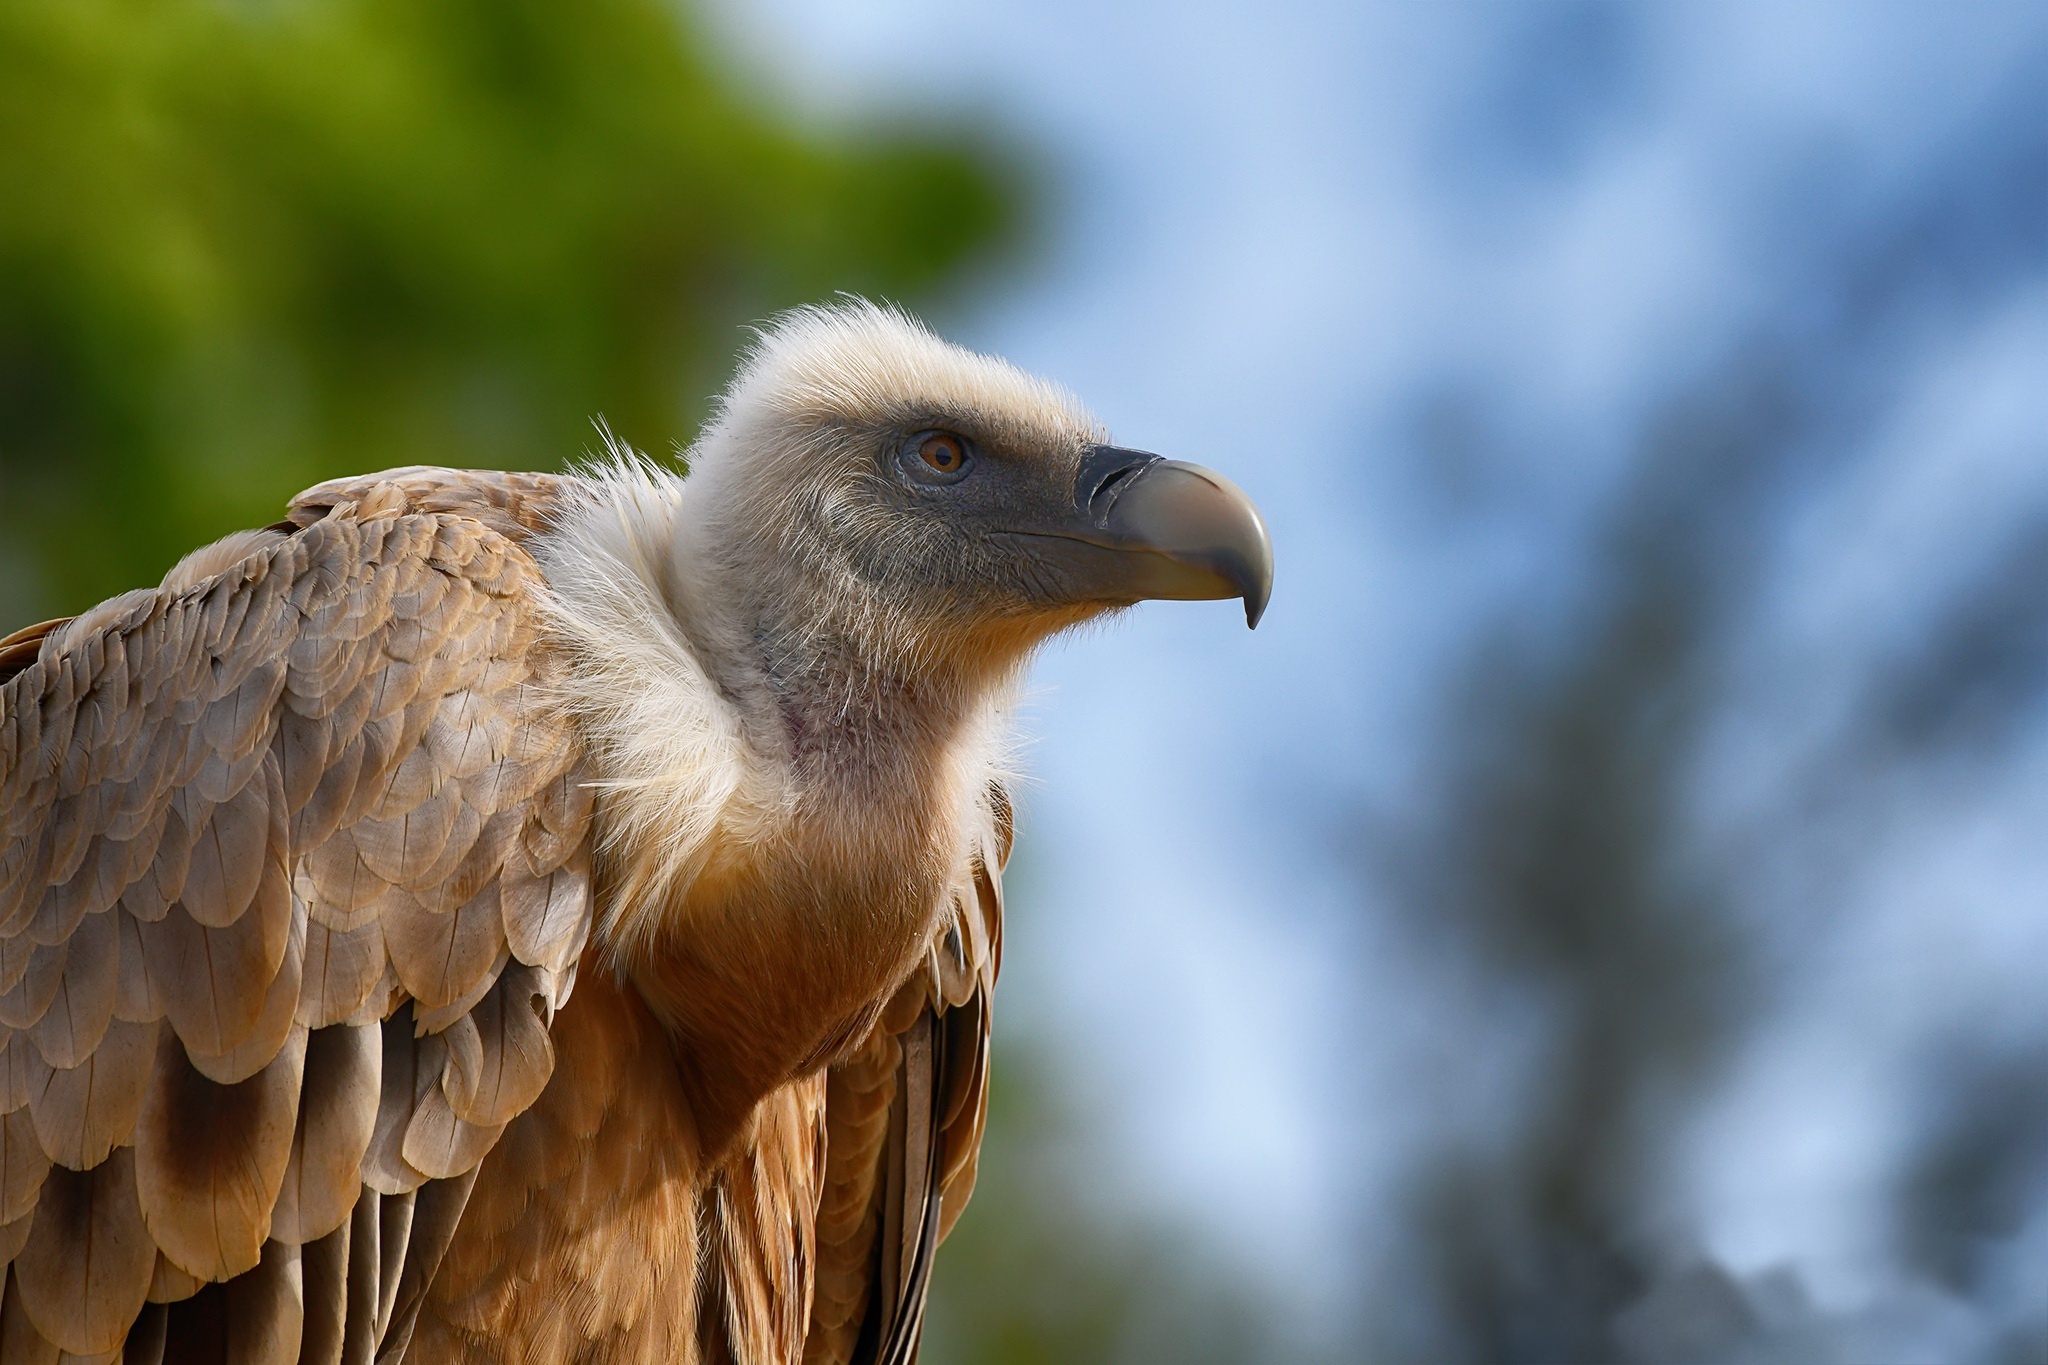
926,438,957,469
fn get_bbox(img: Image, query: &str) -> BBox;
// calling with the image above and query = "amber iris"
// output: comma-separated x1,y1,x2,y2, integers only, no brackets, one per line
918,432,966,473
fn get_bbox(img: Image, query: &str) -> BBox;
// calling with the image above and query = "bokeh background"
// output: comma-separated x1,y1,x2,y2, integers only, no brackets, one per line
5,2,2047,1361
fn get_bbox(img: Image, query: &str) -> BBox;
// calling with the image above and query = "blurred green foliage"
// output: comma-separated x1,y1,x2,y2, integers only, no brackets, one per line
0,0,1011,622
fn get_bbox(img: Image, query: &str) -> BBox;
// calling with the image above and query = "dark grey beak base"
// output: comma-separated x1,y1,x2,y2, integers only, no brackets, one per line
1016,445,1275,627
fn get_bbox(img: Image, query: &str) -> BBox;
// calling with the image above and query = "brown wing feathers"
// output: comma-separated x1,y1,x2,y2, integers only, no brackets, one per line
0,477,593,1360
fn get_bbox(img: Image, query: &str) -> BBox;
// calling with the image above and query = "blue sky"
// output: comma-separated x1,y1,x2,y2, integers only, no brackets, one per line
708,0,2048,1348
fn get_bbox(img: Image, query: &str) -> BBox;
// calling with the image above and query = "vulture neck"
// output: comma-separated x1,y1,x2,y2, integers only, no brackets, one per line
540,467,1017,1153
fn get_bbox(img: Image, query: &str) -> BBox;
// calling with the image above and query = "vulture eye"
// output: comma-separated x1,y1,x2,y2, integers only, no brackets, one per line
899,430,974,485
921,434,965,472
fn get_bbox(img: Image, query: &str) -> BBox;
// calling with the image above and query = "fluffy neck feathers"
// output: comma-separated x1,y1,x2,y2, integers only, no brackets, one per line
532,458,1015,988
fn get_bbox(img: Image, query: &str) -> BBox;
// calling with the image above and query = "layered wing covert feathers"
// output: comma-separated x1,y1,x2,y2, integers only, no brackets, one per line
0,474,593,1361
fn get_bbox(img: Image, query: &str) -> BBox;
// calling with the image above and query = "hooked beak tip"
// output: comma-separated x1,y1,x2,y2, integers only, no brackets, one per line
1102,456,1274,626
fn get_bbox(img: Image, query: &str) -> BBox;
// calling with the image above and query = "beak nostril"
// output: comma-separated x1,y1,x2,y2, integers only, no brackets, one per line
1076,444,1163,523
1088,463,1144,517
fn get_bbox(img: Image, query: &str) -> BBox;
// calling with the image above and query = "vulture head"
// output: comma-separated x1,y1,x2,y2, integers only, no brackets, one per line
546,299,1271,1014
664,302,1272,711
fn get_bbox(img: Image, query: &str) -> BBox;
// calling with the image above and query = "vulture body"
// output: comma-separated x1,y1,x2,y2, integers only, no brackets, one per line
0,303,1270,1364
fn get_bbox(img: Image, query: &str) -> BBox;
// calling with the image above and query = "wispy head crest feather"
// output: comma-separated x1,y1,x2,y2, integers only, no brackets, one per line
707,297,1104,458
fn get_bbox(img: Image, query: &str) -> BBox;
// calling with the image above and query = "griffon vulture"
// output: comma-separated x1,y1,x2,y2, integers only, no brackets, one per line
0,301,1270,1364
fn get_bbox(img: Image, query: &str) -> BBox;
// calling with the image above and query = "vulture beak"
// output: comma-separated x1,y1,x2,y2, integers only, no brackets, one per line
1012,445,1275,627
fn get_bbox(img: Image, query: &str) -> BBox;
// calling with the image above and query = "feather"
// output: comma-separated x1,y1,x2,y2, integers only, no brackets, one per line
806,815,1005,1365
101,758,169,845
41,791,95,894
323,657,385,745
283,626,360,722
113,910,156,1023
147,1254,205,1305
191,740,270,808
0,922,32,997
177,766,273,929
183,900,304,1087
383,1007,504,1183
499,858,590,980
383,881,506,1014
27,1017,156,1171
124,1301,169,1365
409,945,508,1036
26,841,121,947
296,918,388,1031
134,1025,307,1281
420,700,515,789
0,828,51,939
199,659,286,767
0,938,65,1031
358,742,439,827
299,1218,351,1365
378,1165,478,1364
0,1271,62,1365
518,770,591,878
361,1012,430,1198
138,880,291,1059
403,796,483,896
0,1209,31,1268
217,1239,303,1365
121,798,190,924
337,713,407,832
400,1090,503,1183
4,470,605,1357
274,1023,380,1246
92,823,160,904
703,1075,827,1363
0,1107,50,1223
300,835,396,936
274,709,333,819
439,968,554,1129
366,656,429,729
33,668,81,780
808,1031,899,1362
376,1187,415,1340
0,1030,49,1115
11,1148,156,1355
26,907,116,1070
344,1188,383,1364
933,893,975,1010
435,803,518,910
292,731,367,852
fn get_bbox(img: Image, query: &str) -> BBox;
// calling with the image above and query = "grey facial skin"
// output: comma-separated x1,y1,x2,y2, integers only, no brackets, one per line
874,422,1273,631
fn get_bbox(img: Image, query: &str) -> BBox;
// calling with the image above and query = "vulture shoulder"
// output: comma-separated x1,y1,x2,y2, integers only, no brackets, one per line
0,471,594,1361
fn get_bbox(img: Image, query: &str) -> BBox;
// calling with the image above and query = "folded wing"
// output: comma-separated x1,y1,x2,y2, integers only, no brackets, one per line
0,476,594,1363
